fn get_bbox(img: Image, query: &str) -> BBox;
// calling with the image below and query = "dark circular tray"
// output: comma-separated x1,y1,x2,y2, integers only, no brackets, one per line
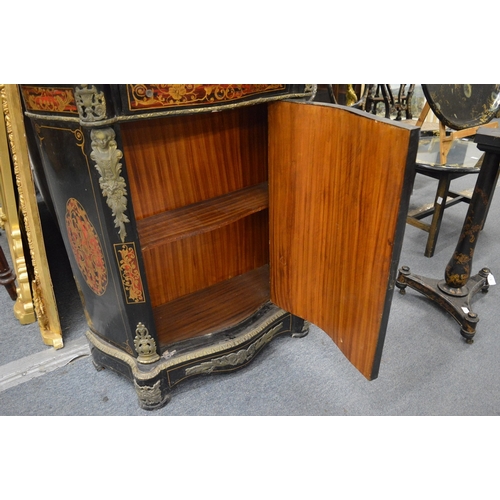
422,84,500,130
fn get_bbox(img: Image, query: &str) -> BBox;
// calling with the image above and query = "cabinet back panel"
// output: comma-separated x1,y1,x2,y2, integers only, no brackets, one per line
120,105,268,219
142,212,269,307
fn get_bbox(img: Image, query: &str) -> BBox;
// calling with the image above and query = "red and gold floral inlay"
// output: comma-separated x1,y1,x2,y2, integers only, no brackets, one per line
21,86,78,114
65,198,108,296
114,243,145,304
127,84,286,111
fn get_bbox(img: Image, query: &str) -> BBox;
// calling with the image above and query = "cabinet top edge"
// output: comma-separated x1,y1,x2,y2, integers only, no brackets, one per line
20,84,315,126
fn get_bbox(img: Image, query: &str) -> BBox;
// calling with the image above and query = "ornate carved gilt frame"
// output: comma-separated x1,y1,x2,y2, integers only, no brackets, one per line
0,89,34,324
0,84,63,349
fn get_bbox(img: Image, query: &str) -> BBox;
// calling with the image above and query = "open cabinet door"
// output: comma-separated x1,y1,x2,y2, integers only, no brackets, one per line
269,100,418,380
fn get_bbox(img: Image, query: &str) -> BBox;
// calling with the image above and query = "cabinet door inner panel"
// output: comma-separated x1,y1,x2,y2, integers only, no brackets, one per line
269,100,418,380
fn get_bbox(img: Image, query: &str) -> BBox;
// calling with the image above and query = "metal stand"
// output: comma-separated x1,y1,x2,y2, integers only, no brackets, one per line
397,127,500,343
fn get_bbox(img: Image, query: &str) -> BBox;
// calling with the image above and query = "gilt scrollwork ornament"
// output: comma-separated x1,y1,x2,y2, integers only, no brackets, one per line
185,322,283,376
75,85,106,122
134,322,160,364
0,207,5,230
90,127,129,242
1,85,36,325
1,85,62,345
114,243,145,304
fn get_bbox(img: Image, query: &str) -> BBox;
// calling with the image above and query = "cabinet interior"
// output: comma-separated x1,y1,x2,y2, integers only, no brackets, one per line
120,104,271,347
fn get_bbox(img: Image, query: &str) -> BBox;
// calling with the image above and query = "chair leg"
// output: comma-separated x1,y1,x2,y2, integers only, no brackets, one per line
425,175,451,258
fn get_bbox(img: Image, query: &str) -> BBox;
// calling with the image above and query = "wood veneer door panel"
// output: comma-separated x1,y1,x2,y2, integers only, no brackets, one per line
269,101,418,380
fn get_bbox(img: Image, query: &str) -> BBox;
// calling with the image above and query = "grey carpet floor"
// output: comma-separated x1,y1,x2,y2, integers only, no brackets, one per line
1,170,499,416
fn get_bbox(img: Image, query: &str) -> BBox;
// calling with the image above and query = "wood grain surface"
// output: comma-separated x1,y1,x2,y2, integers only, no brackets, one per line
120,105,268,219
268,101,416,380
154,265,270,345
142,212,269,307
137,183,268,249
121,105,270,322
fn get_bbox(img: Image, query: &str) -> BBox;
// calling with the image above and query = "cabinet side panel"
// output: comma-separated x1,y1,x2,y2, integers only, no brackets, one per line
269,101,417,380
29,121,156,354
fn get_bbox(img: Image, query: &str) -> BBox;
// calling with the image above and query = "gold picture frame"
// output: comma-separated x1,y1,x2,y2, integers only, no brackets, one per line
0,84,63,349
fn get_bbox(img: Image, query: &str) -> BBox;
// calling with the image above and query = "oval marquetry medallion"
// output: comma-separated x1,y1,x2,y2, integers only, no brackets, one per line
65,198,108,295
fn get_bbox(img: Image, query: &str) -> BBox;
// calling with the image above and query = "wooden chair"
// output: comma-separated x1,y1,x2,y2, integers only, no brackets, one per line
406,84,500,257
359,84,415,120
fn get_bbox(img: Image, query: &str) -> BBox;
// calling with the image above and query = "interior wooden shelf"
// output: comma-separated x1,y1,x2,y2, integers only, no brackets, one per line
154,265,270,347
137,182,269,250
